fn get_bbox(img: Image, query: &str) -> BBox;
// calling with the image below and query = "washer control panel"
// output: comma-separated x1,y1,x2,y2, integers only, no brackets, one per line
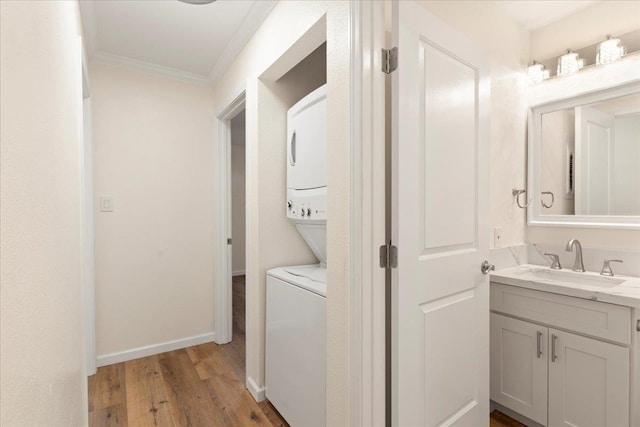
287,187,326,221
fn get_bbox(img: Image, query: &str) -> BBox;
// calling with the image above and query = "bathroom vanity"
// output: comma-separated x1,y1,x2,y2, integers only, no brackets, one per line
490,266,640,427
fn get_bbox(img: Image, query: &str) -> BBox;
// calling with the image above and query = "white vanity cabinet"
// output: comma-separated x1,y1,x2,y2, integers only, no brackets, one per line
490,283,633,427
491,313,548,425
548,329,629,427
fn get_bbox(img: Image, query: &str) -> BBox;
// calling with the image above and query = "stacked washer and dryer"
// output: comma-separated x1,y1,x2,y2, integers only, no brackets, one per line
265,84,327,427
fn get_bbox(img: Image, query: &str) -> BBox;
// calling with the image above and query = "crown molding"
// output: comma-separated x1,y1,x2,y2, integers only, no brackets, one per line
208,0,277,85
79,0,276,87
91,51,211,85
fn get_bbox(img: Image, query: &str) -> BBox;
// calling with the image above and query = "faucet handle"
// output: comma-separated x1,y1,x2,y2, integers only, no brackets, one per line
545,253,562,270
601,259,623,277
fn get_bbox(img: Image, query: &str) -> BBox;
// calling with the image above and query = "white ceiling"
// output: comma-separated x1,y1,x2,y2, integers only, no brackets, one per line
79,0,276,84
491,0,601,31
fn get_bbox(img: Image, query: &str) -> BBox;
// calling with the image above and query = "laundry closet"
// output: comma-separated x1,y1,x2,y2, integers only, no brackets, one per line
254,43,327,427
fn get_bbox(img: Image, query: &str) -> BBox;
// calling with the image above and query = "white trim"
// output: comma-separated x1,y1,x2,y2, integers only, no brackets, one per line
79,36,96,377
214,89,247,345
78,0,276,87
528,52,640,108
246,376,266,402
349,1,387,426
209,0,278,85
91,51,211,85
527,80,640,230
232,270,246,277
96,332,215,367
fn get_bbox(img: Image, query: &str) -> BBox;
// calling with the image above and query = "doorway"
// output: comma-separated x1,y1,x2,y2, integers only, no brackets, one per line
230,109,247,357
214,92,246,346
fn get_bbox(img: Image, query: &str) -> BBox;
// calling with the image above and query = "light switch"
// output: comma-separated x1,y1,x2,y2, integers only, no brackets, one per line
100,196,114,212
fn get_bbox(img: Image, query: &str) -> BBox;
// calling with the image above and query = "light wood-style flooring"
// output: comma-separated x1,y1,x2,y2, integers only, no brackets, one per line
89,276,524,427
88,276,288,427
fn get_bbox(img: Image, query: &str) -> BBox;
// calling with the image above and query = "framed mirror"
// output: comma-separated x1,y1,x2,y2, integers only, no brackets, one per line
528,80,640,229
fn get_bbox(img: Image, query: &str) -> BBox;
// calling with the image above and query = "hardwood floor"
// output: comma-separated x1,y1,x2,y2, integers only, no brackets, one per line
88,275,288,427
89,275,524,427
490,410,528,427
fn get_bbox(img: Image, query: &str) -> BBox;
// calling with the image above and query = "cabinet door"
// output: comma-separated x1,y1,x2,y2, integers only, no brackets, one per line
549,329,629,427
491,313,548,425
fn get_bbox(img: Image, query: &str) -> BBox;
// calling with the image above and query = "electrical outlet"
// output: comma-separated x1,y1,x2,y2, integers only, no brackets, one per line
493,227,502,248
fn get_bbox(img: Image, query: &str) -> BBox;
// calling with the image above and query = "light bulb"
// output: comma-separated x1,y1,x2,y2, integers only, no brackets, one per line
557,49,585,77
527,61,550,85
596,35,626,66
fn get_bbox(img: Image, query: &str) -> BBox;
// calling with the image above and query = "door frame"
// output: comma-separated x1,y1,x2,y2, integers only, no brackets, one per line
214,89,246,345
348,1,387,425
79,37,97,377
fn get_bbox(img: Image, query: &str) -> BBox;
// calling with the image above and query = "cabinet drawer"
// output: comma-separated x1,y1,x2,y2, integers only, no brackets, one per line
491,283,631,345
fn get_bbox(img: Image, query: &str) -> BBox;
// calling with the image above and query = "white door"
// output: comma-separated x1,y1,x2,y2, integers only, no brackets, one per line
490,314,548,425
391,1,491,425
575,106,614,215
548,329,629,427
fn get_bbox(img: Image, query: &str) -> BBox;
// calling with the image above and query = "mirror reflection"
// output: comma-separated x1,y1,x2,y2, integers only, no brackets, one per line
540,93,640,216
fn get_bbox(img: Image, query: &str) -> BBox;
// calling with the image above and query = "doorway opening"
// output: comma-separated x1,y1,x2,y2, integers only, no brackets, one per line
230,109,247,358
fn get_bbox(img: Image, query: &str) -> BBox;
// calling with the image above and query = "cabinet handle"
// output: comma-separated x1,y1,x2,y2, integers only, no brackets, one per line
537,331,542,358
551,334,558,362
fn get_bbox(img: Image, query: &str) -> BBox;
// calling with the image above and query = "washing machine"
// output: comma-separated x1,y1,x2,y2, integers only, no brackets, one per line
265,265,326,427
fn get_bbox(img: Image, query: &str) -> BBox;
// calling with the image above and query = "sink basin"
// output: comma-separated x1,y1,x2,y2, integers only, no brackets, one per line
510,266,625,288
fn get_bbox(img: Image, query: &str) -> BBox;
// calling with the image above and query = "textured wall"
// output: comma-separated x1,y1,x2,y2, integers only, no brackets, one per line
90,62,216,359
0,1,87,425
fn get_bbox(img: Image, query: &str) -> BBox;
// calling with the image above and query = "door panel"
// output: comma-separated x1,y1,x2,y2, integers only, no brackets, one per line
423,291,476,426
490,313,548,425
392,1,490,425
548,329,629,427
421,41,477,253
575,106,614,215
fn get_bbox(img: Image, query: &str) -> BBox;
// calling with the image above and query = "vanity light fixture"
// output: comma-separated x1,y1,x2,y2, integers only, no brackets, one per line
596,35,627,66
557,49,585,77
527,60,550,85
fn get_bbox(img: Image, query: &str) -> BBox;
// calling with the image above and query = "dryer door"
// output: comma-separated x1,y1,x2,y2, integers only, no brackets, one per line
287,85,327,191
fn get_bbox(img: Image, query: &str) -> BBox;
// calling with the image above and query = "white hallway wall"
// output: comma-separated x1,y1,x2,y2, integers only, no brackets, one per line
527,1,640,250
0,1,88,425
210,1,350,423
90,61,216,362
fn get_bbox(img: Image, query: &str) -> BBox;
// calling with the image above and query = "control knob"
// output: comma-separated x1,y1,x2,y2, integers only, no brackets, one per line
306,208,312,217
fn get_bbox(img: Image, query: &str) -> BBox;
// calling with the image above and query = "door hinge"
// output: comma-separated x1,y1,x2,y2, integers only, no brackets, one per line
227,238,232,245
379,241,398,269
382,47,398,74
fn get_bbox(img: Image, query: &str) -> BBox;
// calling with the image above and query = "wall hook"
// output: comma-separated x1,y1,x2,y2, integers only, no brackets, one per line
541,191,555,208
512,188,532,209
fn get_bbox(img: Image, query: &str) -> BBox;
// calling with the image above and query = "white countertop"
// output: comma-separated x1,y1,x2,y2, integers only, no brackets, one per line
491,264,640,308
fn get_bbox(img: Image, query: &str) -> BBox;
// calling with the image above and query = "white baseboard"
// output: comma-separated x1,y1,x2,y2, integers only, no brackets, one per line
96,332,216,367
246,376,266,402
232,269,246,276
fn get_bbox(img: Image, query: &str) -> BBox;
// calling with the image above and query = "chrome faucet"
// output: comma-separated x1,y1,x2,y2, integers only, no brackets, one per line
565,239,585,272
